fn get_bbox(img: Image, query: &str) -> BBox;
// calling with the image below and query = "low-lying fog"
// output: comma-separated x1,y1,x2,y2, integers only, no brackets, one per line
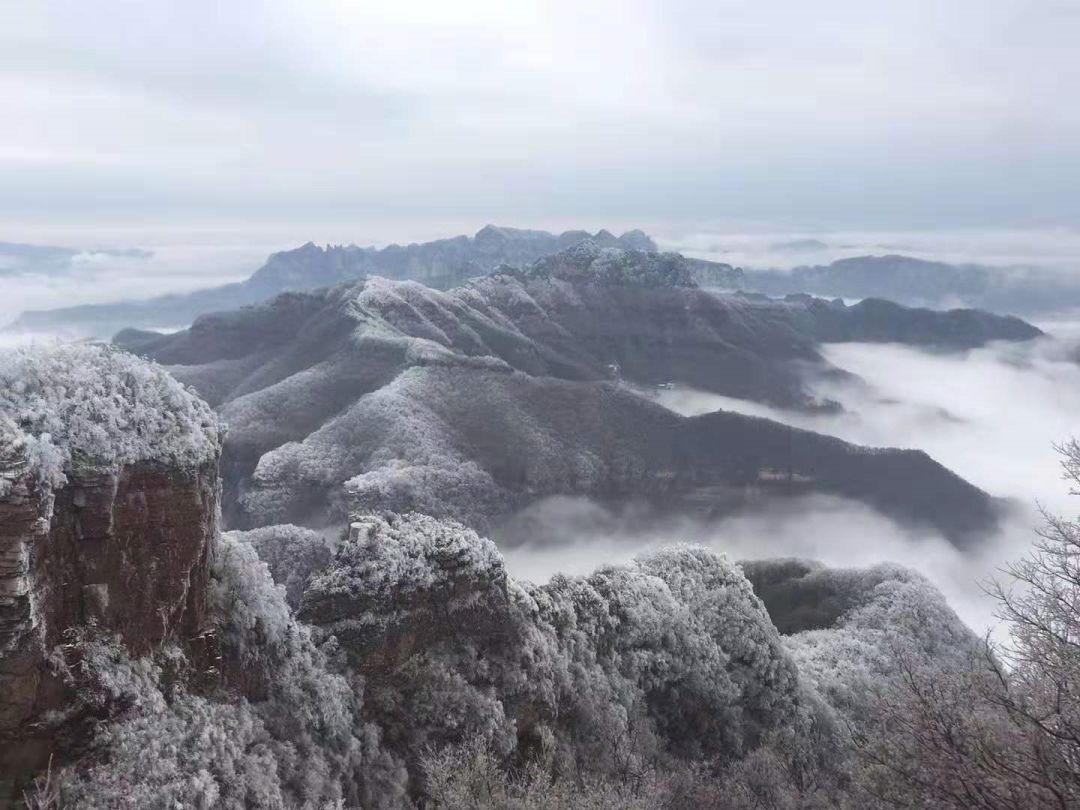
502,330,1080,638
659,225,1080,273
0,243,271,336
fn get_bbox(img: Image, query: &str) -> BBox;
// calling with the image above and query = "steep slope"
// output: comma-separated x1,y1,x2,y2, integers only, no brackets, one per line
243,366,996,544
7,226,656,337
117,243,1028,544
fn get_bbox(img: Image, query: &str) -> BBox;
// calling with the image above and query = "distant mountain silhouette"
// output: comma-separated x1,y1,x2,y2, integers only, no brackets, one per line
6,226,656,336
740,254,1080,316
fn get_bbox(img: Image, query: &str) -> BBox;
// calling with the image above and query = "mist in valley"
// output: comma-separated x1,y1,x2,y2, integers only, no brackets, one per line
0,242,271,334
497,332,1080,638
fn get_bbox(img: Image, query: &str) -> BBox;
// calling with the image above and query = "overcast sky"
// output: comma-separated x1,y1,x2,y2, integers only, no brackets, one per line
4,0,1079,237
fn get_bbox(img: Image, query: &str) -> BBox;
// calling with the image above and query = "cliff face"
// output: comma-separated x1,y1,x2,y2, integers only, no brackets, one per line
0,461,219,720
0,344,223,794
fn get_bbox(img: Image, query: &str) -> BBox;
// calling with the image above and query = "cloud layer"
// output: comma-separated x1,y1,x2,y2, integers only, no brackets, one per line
4,1,1080,230
498,333,1080,638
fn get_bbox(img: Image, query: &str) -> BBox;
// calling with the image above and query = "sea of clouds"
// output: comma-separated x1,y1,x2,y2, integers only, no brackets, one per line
502,328,1080,639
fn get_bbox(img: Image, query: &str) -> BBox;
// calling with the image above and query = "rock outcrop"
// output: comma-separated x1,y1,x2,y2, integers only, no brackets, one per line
299,512,806,770
0,344,223,795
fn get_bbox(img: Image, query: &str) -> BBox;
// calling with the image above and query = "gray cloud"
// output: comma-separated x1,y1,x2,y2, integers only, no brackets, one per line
3,1,1079,231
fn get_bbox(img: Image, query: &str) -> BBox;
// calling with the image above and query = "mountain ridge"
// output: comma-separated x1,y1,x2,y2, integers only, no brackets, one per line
6,226,660,336
114,244,1033,544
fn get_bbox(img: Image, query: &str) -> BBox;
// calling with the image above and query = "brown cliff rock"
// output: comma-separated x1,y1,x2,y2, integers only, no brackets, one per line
0,344,223,801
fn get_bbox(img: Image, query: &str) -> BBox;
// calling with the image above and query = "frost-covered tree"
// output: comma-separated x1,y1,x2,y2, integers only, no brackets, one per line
226,524,337,609
851,442,1080,809
0,342,221,487
41,532,407,809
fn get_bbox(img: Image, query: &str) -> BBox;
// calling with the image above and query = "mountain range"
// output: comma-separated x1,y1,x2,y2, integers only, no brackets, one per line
737,254,1080,316
6,226,660,336
116,241,1038,546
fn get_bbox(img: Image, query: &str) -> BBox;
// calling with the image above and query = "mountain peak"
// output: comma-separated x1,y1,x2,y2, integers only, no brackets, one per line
530,242,697,288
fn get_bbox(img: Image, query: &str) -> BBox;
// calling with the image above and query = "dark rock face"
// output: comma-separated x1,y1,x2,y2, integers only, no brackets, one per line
0,344,225,797
0,460,219,783
9,226,657,337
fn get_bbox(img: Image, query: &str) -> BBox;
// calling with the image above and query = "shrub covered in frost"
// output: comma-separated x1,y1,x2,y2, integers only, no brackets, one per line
48,532,407,809
226,524,337,609
302,513,815,783
0,342,222,488
742,558,977,738
36,513,972,808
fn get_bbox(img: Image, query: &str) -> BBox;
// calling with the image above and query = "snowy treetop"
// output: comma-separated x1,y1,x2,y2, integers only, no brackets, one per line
0,342,223,488
307,512,506,608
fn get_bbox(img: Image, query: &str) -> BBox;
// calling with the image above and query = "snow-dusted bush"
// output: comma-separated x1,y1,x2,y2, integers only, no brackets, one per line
0,342,222,488
226,524,336,609
309,513,505,611
50,533,408,809
759,562,975,721
302,513,818,785
639,547,802,734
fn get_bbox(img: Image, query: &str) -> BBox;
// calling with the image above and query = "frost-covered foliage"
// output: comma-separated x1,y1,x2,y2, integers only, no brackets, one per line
422,733,849,810
0,343,221,487
847,443,1080,809
243,366,641,528
226,524,337,609
301,513,817,786
36,511,977,808
743,560,977,722
50,532,406,809
306,513,505,616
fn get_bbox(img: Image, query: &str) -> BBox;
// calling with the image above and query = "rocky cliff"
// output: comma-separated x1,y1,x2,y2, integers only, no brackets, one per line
0,344,223,798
